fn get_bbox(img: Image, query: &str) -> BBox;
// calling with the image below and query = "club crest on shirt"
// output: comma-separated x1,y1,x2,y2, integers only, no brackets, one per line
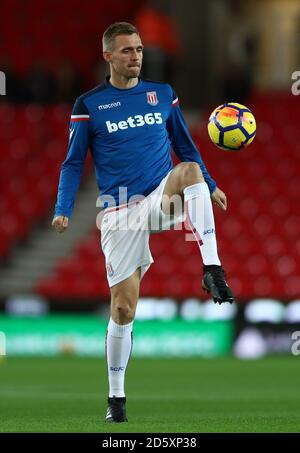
146,91,158,106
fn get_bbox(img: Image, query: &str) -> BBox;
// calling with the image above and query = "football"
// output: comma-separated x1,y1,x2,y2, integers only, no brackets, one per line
208,102,256,151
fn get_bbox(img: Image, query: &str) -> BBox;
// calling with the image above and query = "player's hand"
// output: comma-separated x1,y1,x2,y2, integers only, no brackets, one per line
52,216,69,233
211,187,227,211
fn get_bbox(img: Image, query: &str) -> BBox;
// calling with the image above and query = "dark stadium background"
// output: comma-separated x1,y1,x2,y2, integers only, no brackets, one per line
0,0,300,433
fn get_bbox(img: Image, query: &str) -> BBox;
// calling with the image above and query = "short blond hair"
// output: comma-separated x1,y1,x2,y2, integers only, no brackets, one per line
102,22,139,51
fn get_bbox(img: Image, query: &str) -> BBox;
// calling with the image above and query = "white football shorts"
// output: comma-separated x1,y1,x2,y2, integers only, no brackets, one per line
100,171,185,287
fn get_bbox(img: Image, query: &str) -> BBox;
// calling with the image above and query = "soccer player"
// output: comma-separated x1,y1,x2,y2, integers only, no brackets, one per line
52,22,235,423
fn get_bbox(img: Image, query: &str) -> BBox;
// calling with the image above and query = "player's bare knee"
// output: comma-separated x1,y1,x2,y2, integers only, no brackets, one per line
180,162,203,189
116,304,134,323
112,294,136,323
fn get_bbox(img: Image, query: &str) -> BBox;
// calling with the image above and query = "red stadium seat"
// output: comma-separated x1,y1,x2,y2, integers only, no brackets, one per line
1,0,142,83
0,105,94,259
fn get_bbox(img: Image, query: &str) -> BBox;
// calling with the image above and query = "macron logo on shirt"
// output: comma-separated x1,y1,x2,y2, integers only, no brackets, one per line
98,101,121,110
106,112,163,133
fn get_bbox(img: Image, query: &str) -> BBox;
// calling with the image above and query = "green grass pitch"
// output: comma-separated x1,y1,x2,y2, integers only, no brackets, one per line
0,356,299,433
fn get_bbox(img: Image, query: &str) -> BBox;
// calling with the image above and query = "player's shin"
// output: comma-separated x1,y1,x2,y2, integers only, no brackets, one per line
106,318,133,398
184,182,221,266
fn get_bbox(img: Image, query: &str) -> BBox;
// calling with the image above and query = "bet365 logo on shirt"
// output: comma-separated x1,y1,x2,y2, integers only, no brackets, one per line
106,112,163,133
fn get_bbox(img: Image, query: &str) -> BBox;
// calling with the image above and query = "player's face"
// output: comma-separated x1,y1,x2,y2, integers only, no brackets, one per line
105,34,143,79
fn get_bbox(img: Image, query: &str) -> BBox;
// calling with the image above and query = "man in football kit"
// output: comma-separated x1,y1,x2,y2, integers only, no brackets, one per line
52,22,235,423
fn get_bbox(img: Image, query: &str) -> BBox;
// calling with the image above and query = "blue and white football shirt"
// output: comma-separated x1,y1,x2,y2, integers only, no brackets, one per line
55,77,216,217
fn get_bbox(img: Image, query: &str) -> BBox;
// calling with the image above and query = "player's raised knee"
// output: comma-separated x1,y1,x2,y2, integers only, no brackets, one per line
179,162,203,188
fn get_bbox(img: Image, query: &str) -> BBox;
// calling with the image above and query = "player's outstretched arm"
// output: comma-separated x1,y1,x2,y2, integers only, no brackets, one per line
52,216,69,233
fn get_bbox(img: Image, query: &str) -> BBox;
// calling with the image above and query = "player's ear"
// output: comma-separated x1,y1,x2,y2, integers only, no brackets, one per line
103,51,112,63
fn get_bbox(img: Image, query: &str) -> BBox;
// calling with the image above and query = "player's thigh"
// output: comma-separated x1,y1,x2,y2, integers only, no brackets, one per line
162,163,203,214
110,267,141,310
161,165,185,216
101,205,152,286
